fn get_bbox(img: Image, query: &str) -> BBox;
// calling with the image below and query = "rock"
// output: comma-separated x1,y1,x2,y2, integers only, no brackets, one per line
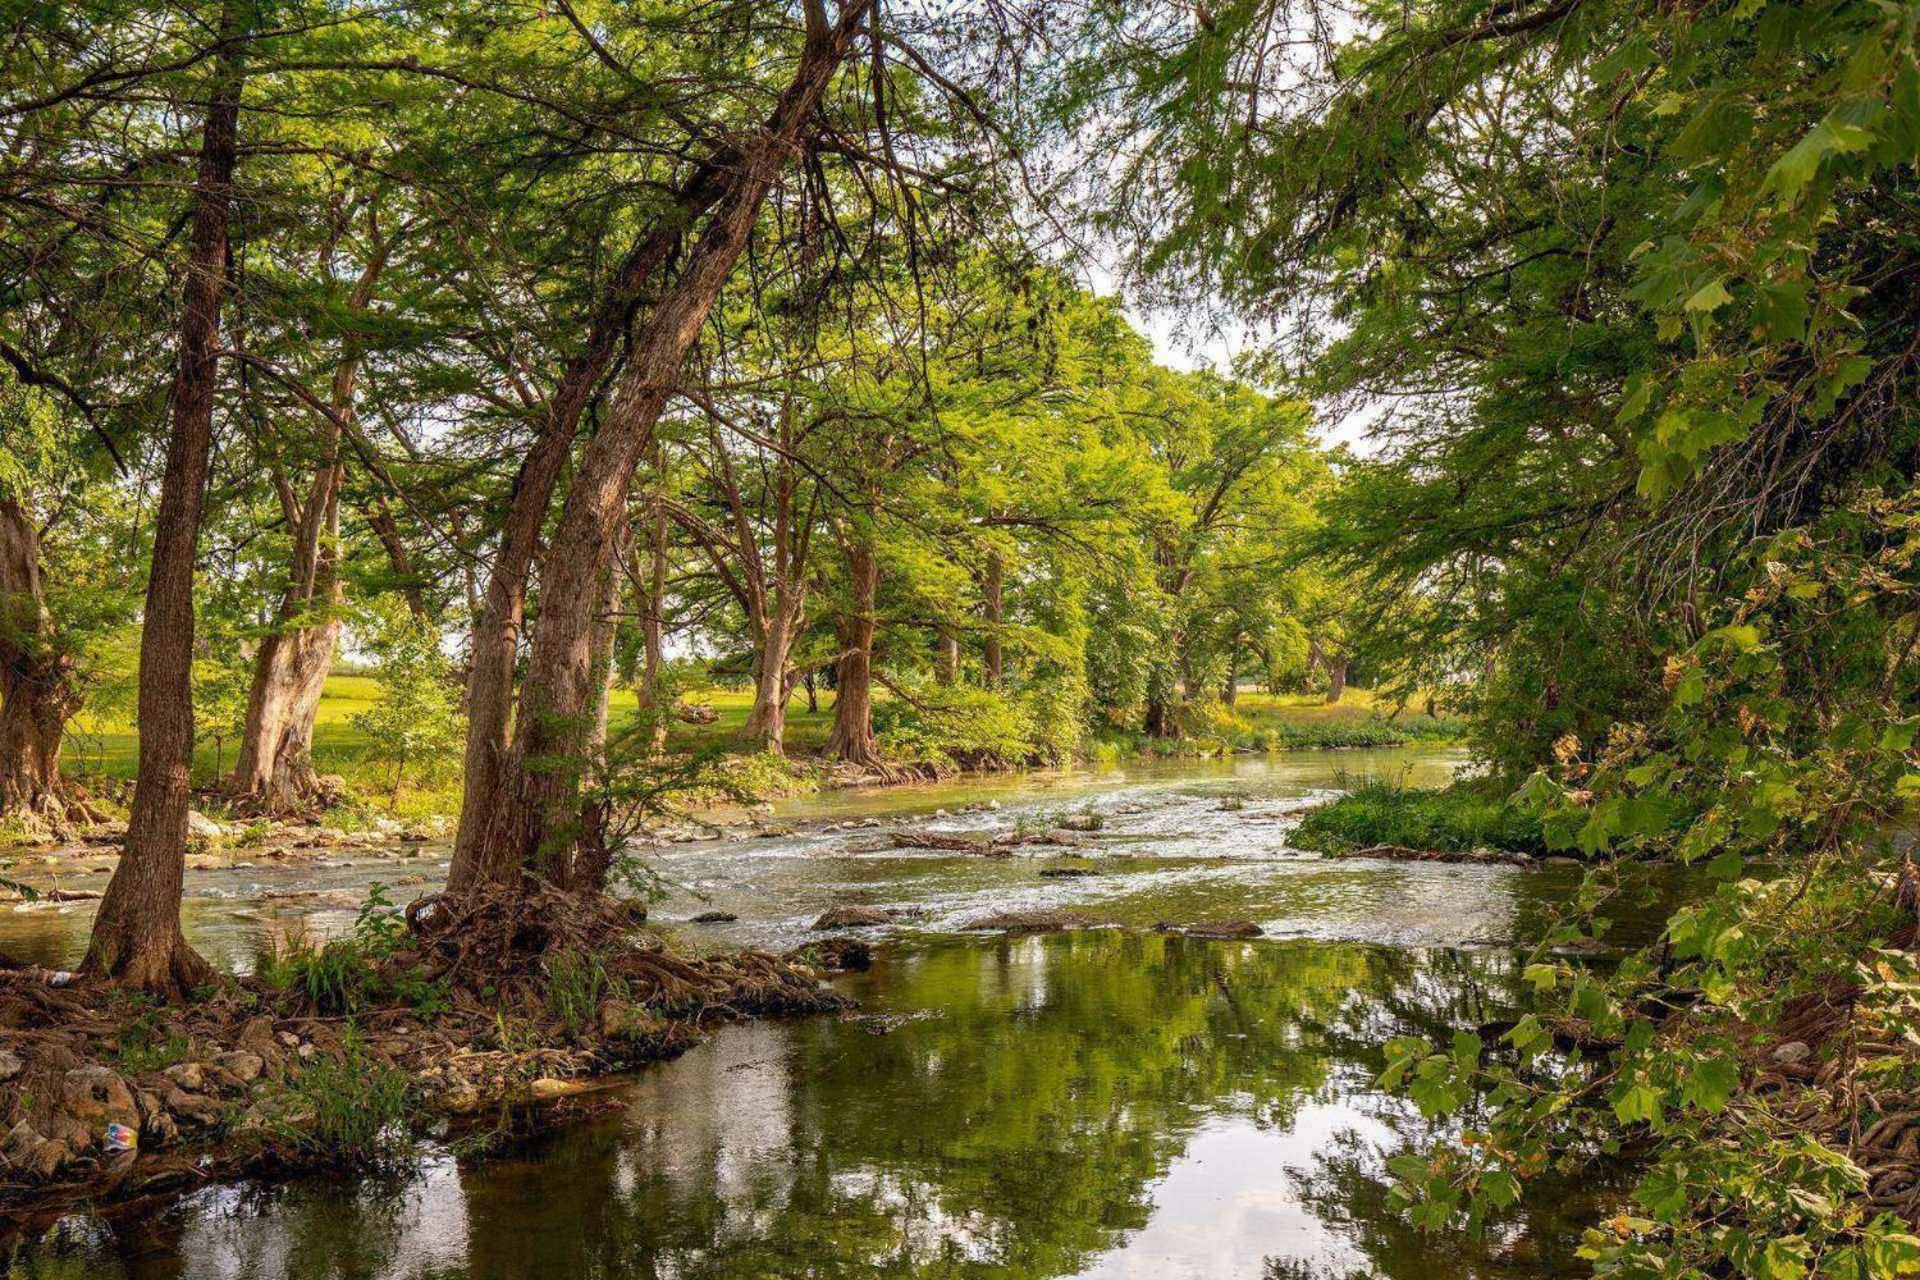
3,1119,44,1165
235,1017,283,1065
61,1066,140,1130
164,1086,226,1128
0,1048,21,1082
163,1062,208,1092
1772,1040,1812,1066
813,905,895,929
186,810,226,841
1183,920,1264,939
23,1138,73,1180
214,1051,265,1084
1060,812,1101,832
689,910,738,923
601,1003,667,1043
787,937,873,972
234,1095,313,1136
966,908,1098,933
135,1091,179,1148
1039,866,1096,878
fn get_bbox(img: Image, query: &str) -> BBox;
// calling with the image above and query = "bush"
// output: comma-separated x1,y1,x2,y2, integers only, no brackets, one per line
349,602,464,807
1291,778,1545,855
875,684,1047,770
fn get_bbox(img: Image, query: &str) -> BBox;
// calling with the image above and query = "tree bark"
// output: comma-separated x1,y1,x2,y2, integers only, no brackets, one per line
826,537,882,767
0,499,83,835
937,629,960,686
463,1,870,889
447,74,783,896
744,598,799,754
85,17,243,994
230,329,369,814
981,550,1004,690
1325,656,1349,704
1222,645,1239,706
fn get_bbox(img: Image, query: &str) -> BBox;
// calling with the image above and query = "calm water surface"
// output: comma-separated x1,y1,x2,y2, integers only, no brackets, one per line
1,748,1665,1279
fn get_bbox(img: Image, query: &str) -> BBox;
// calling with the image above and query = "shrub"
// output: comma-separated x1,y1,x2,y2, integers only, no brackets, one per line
1291,778,1545,855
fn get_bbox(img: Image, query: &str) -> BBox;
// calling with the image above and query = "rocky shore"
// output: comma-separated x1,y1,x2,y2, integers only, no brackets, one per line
0,883,853,1223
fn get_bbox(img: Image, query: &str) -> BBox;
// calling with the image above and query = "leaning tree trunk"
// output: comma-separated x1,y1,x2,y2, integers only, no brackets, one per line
85,21,243,993
1325,655,1349,704
826,537,882,768
448,125,743,896
0,498,85,836
462,0,871,890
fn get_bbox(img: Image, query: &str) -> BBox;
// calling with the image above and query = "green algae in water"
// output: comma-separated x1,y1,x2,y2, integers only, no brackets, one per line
10,931,1610,1280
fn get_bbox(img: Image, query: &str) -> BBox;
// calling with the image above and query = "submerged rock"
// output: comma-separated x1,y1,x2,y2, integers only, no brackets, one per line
689,910,738,923
1039,866,1096,878
1182,920,1264,939
813,905,896,929
966,908,1099,933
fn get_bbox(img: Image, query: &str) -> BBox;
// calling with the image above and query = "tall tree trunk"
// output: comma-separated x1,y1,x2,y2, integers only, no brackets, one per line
826,537,881,767
447,81,781,897
0,498,83,835
85,18,244,993
633,496,669,753
229,458,344,815
981,550,1003,690
463,1,870,890
1325,655,1349,704
1222,645,1239,706
937,629,960,686
744,600,798,755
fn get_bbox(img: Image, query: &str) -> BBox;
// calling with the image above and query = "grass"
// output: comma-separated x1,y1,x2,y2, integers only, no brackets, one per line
1291,777,1546,856
50,679,1455,827
1092,689,1464,760
64,677,835,788
279,1023,416,1166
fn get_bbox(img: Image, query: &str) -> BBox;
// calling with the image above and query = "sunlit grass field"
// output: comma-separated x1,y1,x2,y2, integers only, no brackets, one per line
55,679,1452,821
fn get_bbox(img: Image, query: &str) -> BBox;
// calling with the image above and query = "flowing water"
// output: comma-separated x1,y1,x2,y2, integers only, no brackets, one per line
1,747,1678,1279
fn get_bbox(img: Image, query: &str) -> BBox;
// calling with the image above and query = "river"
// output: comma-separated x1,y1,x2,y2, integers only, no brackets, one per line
2,747,1670,1279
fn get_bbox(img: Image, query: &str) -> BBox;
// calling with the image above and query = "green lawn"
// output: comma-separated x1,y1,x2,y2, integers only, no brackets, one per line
55,678,1450,819
63,677,840,788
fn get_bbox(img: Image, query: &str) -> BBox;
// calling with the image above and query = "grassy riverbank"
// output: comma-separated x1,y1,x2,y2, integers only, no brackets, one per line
50,682,1460,830
1291,778,1546,856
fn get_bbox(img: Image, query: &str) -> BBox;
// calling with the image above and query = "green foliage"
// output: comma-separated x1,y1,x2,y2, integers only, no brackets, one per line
349,603,464,807
106,995,191,1073
1292,778,1546,856
261,885,447,1018
280,1023,415,1167
545,950,628,1039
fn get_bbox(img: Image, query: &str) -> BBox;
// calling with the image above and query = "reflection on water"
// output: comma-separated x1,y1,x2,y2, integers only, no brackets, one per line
7,933,1611,1280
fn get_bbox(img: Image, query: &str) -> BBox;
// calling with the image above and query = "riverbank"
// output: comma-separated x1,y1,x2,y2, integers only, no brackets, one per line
14,684,1460,857
0,883,851,1222
1289,777,1547,857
